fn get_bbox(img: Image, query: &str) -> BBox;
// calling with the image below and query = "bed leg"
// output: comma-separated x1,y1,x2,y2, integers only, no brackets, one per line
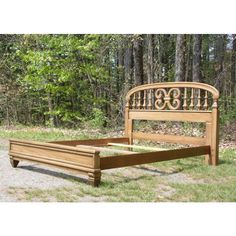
88,171,101,187
10,157,19,168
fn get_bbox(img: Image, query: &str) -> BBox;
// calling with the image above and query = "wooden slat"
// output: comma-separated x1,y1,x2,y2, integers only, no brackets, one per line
147,89,152,109
183,87,187,110
132,132,206,145
203,91,208,110
189,88,194,109
100,145,210,170
129,110,212,122
107,142,167,151
77,145,138,154
50,137,129,146
143,90,147,109
137,91,141,109
197,89,201,109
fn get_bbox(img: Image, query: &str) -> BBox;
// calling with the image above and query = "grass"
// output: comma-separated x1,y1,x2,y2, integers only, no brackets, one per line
1,125,236,202
0,125,107,142
7,173,158,202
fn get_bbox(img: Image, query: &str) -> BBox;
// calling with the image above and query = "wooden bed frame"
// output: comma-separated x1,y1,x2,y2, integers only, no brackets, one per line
9,82,219,187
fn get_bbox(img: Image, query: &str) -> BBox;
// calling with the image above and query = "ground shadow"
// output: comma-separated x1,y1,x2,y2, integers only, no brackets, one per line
19,165,87,184
100,174,151,187
133,166,182,175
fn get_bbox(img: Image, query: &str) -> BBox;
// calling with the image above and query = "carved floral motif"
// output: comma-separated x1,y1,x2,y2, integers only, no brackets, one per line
154,88,181,110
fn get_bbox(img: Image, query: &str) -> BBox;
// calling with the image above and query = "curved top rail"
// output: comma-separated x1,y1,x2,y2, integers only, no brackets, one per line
126,82,219,101
125,82,219,111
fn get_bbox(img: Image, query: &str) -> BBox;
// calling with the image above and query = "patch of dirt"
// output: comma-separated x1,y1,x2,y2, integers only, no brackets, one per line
163,172,205,184
0,149,85,201
0,138,9,149
156,184,176,199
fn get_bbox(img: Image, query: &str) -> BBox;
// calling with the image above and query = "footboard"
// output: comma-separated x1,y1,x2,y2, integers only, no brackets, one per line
9,139,102,186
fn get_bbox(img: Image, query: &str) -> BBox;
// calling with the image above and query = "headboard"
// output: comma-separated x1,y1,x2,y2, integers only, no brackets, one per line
124,82,219,165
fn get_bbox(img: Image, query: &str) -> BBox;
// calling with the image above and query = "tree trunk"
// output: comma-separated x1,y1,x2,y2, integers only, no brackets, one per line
6,94,10,127
185,35,192,81
192,34,202,82
147,34,154,84
133,35,144,85
117,40,125,93
124,36,133,92
47,92,55,127
214,35,226,91
175,34,186,81
231,34,236,96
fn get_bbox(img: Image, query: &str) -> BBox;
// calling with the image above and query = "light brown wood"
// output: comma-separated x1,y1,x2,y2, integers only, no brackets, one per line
76,145,138,154
132,132,206,145
203,91,208,110
183,88,187,110
50,137,129,146
128,119,133,145
129,110,212,122
124,107,129,136
107,142,167,151
126,82,219,102
189,88,194,109
101,145,210,170
9,139,102,186
205,122,212,164
8,82,219,187
125,81,219,167
211,107,219,165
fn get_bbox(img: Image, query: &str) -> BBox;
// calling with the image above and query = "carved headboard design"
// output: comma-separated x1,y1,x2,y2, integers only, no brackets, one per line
124,82,219,165
125,82,219,111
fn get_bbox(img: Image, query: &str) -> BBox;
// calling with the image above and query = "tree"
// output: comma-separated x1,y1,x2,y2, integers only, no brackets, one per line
0,33,236,128
192,34,202,82
124,35,133,91
147,34,154,84
133,35,144,85
16,35,109,127
214,34,226,90
175,34,186,81
231,34,236,95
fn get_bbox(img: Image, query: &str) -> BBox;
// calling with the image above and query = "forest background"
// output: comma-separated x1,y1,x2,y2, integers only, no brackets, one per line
0,34,235,129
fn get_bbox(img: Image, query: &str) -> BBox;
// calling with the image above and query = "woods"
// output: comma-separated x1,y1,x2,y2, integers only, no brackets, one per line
0,34,235,128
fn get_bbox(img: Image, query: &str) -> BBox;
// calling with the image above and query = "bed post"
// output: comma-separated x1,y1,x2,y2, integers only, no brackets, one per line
211,100,219,166
125,99,133,145
206,98,219,166
88,152,101,187
205,122,212,165
124,105,129,137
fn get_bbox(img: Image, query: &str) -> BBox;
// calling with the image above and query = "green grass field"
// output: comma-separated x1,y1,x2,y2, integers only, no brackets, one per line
1,125,236,202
